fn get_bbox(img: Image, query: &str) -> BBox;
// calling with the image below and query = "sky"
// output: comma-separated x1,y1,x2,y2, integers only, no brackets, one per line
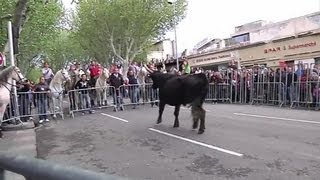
62,0,320,53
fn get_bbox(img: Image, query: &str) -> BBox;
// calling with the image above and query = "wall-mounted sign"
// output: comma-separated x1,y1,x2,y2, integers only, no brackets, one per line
193,54,231,64
264,41,317,54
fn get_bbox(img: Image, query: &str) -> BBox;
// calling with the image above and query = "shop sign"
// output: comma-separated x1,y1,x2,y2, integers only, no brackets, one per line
193,54,231,64
264,41,317,54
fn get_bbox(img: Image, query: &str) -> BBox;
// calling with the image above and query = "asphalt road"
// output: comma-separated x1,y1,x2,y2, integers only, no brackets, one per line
36,103,320,180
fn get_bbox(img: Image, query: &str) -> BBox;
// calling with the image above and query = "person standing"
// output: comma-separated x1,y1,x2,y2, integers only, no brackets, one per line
109,68,124,110
182,60,191,75
42,62,54,85
74,74,94,115
34,77,51,124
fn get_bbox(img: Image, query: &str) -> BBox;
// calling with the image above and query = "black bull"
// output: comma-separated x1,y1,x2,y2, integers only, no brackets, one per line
149,72,209,134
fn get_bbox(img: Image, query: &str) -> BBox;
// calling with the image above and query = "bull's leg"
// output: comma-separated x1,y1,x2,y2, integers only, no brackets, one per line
173,105,180,128
198,107,206,134
157,101,165,124
192,117,199,129
191,105,206,134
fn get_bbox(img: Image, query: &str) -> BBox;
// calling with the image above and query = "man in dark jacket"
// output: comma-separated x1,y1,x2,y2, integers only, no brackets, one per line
17,80,32,122
34,77,51,123
109,68,124,109
75,74,94,115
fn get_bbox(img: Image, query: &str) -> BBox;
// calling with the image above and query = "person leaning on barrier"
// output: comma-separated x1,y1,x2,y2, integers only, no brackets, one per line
127,70,140,109
17,80,32,122
34,77,51,124
109,68,124,110
74,74,94,115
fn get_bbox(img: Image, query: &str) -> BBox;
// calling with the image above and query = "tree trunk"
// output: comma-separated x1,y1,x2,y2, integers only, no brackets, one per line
3,0,28,59
122,59,129,80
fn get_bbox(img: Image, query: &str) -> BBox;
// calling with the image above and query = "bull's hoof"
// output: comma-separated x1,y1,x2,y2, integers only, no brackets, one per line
173,124,179,128
156,120,162,124
198,130,204,134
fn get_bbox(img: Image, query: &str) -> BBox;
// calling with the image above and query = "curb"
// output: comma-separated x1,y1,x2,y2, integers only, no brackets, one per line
0,123,37,180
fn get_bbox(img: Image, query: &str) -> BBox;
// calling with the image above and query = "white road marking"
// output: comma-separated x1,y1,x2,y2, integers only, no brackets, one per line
234,113,320,125
148,128,243,157
101,113,129,123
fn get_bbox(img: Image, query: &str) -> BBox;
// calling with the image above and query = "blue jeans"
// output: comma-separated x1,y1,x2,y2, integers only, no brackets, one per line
129,86,140,104
79,93,91,110
37,98,48,120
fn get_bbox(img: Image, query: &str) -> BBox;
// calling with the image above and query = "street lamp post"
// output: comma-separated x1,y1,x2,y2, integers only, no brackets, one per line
168,0,179,71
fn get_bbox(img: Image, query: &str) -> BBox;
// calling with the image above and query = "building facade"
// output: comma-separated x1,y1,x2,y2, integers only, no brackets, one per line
147,39,175,63
186,11,320,70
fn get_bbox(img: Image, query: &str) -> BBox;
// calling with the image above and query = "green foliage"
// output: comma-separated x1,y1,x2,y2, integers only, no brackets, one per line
26,67,41,83
18,0,63,72
0,0,15,50
74,0,187,74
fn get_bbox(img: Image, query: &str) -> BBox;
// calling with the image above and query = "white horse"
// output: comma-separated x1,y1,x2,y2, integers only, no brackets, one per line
136,66,149,103
49,69,71,119
0,66,25,138
95,68,110,106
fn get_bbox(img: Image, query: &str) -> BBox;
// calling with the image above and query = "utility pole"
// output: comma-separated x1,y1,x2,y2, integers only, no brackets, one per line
168,0,179,71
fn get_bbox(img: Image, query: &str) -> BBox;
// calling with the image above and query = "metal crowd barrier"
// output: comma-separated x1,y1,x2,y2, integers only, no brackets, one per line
117,83,159,110
290,81,320,109
68,86,117,118
206,83,231,103
0,153,127,180
250,82,285,107
2,91,64,126
205,64,320,110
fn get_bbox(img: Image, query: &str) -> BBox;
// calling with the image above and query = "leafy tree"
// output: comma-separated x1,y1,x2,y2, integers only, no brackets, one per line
18,0,63,73
74,0,187,77
0,0,15,50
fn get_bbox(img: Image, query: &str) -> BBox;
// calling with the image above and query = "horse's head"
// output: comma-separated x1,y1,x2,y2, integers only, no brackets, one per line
11,66,26,83
60,68,71,82
101,68,110,79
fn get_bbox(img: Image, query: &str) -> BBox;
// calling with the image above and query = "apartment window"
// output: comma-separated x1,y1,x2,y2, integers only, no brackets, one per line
315,57,320,64
232,33,250,43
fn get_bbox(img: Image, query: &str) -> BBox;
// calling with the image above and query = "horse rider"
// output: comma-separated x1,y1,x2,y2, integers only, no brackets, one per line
88,60,100,86
88,60,101,107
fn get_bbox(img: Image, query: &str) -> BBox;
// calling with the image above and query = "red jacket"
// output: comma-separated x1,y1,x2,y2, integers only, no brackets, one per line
89,65,100,77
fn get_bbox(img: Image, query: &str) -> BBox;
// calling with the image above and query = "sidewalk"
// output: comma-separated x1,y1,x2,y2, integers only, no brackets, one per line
0,122,37,180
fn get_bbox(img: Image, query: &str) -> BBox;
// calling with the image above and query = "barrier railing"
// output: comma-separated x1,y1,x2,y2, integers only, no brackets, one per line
2,74,320,126
2,91,64,126
206,83,231,103
117,83,159,110
68,86,117,118
250,82,285,107
0,153,128,180
290,81,320,109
